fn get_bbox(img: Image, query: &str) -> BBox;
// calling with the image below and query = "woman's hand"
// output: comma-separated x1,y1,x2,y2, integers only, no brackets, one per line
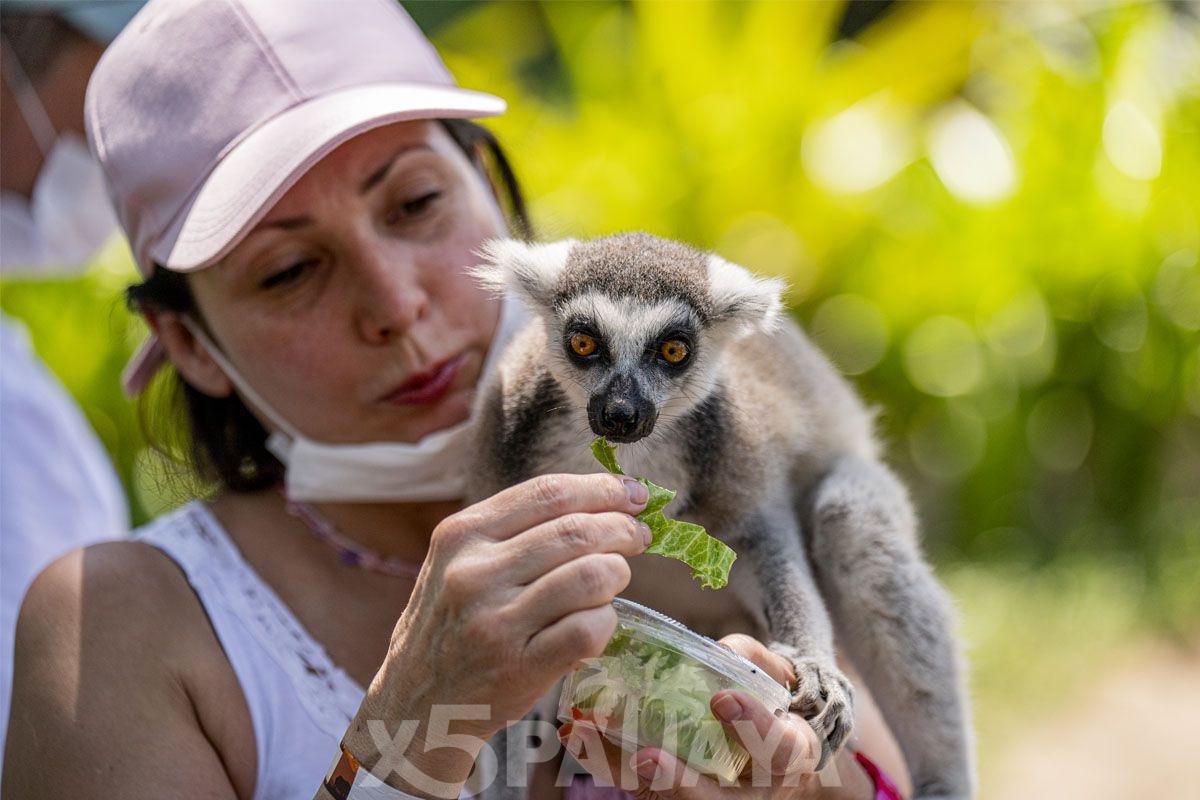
338,472,652,799
557,634,865,800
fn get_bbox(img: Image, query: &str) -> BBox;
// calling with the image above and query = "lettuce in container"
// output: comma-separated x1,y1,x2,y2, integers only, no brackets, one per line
557,598,792,783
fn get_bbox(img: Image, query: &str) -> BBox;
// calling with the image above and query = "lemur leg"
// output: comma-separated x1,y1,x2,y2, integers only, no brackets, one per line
732,508,855,769
805,455,974,800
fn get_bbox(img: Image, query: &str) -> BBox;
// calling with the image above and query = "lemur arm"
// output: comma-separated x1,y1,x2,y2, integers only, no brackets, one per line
805,455,974,800
732,505,855,770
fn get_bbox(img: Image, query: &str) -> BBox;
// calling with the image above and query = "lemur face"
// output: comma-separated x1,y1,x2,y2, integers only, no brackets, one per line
472,232,785,443
558,291,703,442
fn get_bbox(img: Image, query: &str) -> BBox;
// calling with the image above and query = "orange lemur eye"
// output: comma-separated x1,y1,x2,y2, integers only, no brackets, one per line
660,339,689,364
570,332,598,357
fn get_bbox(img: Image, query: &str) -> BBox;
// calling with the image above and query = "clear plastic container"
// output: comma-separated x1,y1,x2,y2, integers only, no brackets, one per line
557,597,792,783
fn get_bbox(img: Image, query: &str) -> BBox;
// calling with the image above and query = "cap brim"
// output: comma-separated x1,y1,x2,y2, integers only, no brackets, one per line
150,82,505,271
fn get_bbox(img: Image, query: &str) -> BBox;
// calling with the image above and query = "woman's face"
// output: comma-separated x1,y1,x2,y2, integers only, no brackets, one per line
185,119,508,444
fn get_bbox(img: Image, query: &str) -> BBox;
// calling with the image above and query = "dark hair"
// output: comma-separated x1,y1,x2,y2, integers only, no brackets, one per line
0,10,90,82
126,118,533,492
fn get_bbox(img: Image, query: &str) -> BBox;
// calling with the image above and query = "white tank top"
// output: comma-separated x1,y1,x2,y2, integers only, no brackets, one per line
136,500,366,799
134,501,570,800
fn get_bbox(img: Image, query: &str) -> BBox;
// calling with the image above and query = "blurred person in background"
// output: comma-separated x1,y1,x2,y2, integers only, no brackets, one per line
3,1,915,799
0,0,142,762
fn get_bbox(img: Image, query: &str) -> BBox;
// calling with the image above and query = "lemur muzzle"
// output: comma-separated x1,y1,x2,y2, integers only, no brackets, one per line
588,375,657,443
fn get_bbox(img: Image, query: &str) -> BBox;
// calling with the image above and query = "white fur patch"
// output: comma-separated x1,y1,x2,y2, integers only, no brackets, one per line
470,238,577,308
706,253,786,337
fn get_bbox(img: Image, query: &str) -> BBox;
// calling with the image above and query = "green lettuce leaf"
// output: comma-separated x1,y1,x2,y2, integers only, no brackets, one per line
590,437,737,590
567,625,746,775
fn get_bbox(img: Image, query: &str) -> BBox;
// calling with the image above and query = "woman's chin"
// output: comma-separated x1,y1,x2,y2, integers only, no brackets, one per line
378,388,473,442
423,391,472,434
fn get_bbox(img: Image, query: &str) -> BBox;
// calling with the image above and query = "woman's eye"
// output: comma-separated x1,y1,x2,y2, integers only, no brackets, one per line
386,191,442,225
660,339,689,364
570,332,598,357
261,259,317,289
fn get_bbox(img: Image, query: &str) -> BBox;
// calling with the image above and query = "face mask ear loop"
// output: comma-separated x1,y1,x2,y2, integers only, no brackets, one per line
0,35,58,155
179,315,303,442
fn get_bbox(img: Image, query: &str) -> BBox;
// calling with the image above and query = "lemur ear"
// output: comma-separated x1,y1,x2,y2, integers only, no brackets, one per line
706,254,787,335
472,238,577,309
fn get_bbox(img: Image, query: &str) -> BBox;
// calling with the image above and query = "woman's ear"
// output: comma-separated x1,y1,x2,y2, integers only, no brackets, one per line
148,310,233,398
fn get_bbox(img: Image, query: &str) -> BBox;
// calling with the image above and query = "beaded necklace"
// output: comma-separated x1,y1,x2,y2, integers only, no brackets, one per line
281,490,423,580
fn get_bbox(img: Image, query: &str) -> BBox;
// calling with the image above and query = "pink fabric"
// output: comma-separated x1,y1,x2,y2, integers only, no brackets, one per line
854,750,906,800
86,0,502,275
119,335,166,396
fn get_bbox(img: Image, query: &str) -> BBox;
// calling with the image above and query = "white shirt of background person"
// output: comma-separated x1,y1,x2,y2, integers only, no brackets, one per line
0,0,143,762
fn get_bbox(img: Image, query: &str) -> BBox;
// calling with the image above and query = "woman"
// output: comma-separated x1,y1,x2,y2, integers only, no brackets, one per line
3,2,910,799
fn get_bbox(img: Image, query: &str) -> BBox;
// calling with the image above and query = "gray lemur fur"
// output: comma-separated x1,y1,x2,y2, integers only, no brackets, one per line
466,232,975,799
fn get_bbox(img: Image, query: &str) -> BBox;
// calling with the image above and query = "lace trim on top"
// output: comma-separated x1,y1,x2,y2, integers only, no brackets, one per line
135,501,365,738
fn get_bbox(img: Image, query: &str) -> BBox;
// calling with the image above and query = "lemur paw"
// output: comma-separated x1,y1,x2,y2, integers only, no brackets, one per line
767,642,855,770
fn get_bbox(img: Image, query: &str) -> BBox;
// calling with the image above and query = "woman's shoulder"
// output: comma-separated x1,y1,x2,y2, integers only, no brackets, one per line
10,536,258,798
19,495,251,680
24,536,199,629
17,535,232,689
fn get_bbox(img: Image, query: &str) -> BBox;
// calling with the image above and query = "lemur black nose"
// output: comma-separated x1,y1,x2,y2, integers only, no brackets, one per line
599,399,640,440
588,385,657,443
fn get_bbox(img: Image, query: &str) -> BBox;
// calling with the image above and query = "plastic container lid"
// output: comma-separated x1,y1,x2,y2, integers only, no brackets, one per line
611,597,792,712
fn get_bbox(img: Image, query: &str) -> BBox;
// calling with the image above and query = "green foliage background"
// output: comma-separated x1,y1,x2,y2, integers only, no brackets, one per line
2,0,1197,787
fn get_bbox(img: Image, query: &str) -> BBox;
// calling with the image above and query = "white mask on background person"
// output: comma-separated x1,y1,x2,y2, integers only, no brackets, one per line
182,290,531,503
0,40,118,276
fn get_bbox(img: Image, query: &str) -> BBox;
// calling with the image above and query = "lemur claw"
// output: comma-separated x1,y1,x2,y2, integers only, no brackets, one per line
767,642,855,771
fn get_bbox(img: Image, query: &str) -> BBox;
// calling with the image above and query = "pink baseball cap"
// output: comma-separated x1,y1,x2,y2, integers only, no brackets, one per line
86,0,505,394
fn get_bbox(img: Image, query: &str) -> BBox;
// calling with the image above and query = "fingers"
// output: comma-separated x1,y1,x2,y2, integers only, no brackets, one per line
524,603,618,673
713,635,819,776
558,723,718,798
560,723,725,800
493,512,651,585
515,552,632,631
557,721,635,791
628,748,723,799
560,713,816,798
456,473,650,541
711,689,820,776
716,633,797,691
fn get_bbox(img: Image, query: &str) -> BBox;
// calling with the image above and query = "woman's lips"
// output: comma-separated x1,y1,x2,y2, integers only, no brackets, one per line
382,354,465,406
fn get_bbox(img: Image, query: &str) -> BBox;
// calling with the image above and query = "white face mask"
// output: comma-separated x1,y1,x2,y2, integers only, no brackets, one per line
183,291,530,503
0,44,118,276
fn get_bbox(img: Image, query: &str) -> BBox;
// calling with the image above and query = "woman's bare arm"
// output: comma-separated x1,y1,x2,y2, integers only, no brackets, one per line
2,542,252,800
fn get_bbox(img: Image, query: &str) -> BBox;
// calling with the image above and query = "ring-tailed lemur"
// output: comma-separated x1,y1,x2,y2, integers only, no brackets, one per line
467,232,974,799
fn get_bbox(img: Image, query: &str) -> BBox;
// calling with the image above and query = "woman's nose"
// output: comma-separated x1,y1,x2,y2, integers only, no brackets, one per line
352,249,430,345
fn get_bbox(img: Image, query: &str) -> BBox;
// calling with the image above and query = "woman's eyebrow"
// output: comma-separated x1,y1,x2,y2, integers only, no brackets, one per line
359,143,434,195
250,215,312,234
248,144,437,234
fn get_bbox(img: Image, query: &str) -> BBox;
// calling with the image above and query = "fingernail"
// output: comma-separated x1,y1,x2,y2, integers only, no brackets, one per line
633,755,658,780
637,519,653,547
622,477,648,505
713,694,744,721
557,722,573,741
